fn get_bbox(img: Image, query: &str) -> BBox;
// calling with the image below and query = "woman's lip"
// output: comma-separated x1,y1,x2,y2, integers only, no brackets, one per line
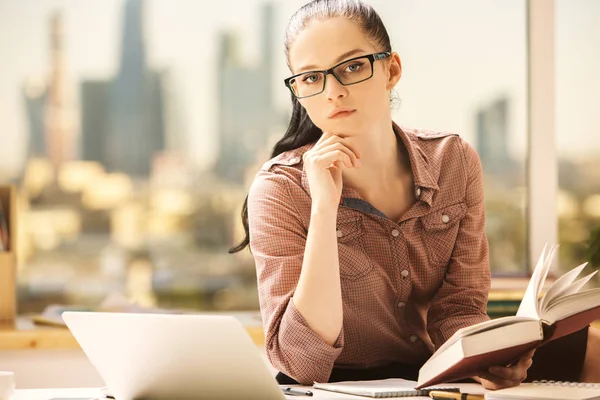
329,110,356,118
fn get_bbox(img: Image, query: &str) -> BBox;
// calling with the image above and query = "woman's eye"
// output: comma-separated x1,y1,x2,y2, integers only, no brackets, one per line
302,74,320,83
346,62,363,72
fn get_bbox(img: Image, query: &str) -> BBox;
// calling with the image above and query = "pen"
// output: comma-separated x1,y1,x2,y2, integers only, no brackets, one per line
282,387,314,396
429,391,484,400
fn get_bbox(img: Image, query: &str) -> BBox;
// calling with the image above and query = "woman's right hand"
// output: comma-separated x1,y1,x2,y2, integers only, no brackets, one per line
302,132,361,211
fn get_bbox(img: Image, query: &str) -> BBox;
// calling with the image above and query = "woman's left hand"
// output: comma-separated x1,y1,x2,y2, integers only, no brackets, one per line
475,349,535,390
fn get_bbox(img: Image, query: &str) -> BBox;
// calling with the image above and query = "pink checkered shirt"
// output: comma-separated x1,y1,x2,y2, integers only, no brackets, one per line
248,122,491,384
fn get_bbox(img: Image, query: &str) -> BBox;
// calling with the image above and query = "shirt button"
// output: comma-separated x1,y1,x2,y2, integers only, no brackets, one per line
401,270,409,278
409,334,418,343
391,229,400,237
397,301,405,308
416,187,421,197
336,229,343,238
441,214,450,223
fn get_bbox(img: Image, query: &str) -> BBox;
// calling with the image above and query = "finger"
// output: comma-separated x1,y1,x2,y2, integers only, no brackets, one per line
480,372,524,388
520,356,533,370
306,132,341,163
314,151,354,170
312,143,360,167
316,131,334,145
317,134,362,159
489,365,527,382
311,144,358,168
506,348,536,367
520,349,535,361
512,350,534,370
330,160,343,183
479,376,520,391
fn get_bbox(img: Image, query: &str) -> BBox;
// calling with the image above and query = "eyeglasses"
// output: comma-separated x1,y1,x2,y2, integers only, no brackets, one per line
284,52,391,99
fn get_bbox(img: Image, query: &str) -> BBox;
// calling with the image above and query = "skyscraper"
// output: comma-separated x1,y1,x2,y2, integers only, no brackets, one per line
46,12,77,169
81,80,111,165
22,12,77,169
80,0,166,177
23,78,48,159
214,3,283,183
476,97,513,175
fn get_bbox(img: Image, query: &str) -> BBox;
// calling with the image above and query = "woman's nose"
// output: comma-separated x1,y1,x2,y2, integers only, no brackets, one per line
324,74,347,101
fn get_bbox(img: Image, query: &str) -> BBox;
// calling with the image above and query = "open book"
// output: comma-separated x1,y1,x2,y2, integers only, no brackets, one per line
416,244,600,389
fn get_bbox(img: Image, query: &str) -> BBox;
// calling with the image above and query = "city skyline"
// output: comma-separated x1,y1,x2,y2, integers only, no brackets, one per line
82,0,166,177
0,0,599,179
214,3,283,183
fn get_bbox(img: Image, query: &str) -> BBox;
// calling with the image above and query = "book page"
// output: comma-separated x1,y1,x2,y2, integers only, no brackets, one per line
517,244,557,319
543,288,600,325
543,270,596,314
540,263,590,314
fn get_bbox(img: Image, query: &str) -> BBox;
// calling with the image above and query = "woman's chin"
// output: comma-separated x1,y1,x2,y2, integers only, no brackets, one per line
319,122,363,137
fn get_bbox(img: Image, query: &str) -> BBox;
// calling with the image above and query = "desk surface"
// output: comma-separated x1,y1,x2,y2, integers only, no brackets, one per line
13,383,486,400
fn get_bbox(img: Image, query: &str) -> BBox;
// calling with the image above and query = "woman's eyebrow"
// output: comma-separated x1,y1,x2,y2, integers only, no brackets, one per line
296,48,367,73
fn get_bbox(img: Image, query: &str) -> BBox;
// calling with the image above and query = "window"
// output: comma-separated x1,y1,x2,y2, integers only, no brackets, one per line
1,0,587,315
556,0,600,271
379,0,528,273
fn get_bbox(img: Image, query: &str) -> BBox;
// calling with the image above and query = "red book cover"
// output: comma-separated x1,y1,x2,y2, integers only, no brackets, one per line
416,341,540,389
416,306,600,389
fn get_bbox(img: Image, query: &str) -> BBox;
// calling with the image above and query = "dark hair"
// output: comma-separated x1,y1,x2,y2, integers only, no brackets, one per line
229,0,392,254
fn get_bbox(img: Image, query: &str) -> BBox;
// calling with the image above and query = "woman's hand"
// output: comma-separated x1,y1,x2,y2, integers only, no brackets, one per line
302,132,361,211
475,349,535,390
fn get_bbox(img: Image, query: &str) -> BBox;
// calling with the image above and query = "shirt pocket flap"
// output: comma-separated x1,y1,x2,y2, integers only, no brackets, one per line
421,202,468,231
336,217,365,243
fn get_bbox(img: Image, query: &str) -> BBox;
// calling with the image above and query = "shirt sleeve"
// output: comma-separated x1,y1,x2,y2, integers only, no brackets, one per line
427,139,491,349
247,170,344,384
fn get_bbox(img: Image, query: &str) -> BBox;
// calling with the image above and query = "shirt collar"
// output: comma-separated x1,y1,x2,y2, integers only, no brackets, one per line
393,122,438,206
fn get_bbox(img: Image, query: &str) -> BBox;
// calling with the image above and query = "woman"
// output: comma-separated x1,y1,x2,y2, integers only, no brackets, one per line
230,0,600,389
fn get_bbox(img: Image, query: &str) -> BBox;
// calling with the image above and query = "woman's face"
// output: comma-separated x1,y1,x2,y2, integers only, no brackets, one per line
288,17,401,137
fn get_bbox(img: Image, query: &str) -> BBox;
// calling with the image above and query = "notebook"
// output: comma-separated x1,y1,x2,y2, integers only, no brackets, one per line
312,378,459,398
486,380,600,400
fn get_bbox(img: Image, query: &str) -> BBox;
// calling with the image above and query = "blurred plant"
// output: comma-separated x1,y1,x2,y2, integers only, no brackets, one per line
586,225,600,270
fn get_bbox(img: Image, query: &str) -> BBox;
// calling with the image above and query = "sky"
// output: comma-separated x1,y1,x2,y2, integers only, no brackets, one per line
0,0,598,176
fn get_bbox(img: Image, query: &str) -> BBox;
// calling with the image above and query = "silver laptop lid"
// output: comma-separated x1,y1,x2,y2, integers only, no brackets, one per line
62,311,285,400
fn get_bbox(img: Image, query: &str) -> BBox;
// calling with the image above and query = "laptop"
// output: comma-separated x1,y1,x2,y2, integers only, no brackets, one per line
62,311,286,400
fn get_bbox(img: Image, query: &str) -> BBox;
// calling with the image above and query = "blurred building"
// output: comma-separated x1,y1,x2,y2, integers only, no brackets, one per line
214,3,285,183
46,12,78,169
23,79,48,159
476,97,514,176
80,81,110,167
81,0,166,177
22,12,77,171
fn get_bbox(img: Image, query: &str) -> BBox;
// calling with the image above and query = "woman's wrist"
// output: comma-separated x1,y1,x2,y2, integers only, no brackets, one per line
310,201,339,219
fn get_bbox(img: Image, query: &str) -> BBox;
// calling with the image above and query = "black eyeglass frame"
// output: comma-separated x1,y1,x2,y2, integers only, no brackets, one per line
283,51,391,99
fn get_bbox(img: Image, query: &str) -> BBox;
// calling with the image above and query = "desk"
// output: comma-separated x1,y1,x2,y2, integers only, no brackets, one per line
13,383,486,400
